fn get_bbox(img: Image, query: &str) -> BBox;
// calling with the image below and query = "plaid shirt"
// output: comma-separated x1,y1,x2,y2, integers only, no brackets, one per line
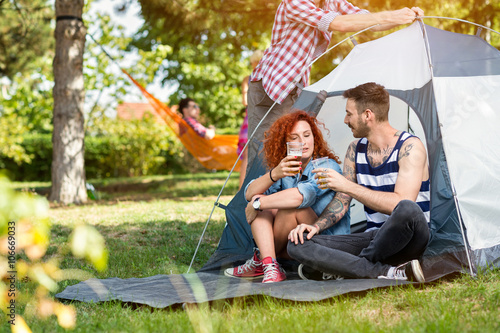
251,0,368,103
181,117,207,138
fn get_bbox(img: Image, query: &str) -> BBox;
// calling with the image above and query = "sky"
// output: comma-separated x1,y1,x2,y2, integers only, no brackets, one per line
86,0,175,106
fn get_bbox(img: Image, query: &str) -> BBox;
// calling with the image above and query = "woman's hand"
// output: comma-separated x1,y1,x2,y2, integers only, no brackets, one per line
246,195,263,224
275,155,302,178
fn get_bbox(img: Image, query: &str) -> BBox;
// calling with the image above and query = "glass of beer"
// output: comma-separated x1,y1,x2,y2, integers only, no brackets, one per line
286,142,304,176
311,157,329,187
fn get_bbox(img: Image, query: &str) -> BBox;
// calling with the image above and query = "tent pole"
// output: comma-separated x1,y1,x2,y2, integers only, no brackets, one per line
186,98,280,273
452,186,476,277
421,16,500,36
187,22,426,273
420,19,476,277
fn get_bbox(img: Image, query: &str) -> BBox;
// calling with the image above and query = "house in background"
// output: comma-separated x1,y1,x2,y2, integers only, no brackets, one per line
116,102,165,123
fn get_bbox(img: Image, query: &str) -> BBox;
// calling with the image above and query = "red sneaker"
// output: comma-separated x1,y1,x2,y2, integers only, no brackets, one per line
261,257,286,283
224,251,264,279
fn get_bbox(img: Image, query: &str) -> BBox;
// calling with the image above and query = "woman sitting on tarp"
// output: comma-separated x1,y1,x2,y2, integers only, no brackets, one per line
224,110,350,283
178,98,216,140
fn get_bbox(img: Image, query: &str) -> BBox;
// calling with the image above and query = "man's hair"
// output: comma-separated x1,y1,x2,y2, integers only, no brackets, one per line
178,98,195,115
343,82,390,121
249,50,264,64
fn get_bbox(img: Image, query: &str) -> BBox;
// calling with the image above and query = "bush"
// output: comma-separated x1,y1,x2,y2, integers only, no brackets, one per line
0,117,186,181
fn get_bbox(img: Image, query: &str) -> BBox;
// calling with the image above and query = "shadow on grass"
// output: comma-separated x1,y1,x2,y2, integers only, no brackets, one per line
30,172,240,205
52,219,226,281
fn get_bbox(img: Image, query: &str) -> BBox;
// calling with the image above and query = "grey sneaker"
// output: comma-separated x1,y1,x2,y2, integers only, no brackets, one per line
378,259,425,283
298,264,344,281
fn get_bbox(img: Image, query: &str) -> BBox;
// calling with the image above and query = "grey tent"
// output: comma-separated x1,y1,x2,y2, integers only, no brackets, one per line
204,21,500,280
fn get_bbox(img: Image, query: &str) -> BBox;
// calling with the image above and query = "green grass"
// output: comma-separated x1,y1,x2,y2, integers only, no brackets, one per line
4,172,500,333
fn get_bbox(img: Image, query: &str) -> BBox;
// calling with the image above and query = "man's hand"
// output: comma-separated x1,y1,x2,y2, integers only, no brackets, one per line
385,7,423,25
411,7,424,17
288,223,320,245
313,167,350,192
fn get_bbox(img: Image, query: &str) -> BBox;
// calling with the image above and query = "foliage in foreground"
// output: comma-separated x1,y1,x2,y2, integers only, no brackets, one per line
3,173,499,332
0,176,107,331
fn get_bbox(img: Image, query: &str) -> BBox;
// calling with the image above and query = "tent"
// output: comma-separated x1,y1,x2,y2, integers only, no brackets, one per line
204,21,500,280
56,21,500,307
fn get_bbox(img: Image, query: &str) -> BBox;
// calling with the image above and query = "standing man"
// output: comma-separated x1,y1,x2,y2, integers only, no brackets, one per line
287,82,430,282
246,0,424,172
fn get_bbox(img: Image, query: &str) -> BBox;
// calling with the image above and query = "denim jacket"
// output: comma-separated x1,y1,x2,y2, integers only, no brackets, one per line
245,158,350,235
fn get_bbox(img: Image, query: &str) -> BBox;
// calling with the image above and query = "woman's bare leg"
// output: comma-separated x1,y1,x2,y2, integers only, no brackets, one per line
273,208,317,258
251,209,278,259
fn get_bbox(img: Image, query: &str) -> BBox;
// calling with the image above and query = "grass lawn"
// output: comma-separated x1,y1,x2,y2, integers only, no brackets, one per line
4,171,500,332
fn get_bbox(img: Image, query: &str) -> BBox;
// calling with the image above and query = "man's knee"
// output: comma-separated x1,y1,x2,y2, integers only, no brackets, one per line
394,200,425,221
287,241,305,261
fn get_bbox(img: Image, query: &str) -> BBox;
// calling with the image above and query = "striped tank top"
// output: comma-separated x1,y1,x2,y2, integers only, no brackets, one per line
355,131,430,231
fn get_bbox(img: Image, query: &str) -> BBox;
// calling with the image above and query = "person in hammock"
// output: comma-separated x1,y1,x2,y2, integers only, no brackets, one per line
178,98,215,139
224,110,350,283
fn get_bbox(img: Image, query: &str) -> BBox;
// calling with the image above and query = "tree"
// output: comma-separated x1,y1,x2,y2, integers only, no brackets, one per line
132,0,500,115
0,0,54,79
50,0,87,204
0,0,54,168
133,0,278,128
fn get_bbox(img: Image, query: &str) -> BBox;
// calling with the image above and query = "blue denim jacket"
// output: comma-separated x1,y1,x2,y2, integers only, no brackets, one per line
245,158,350,235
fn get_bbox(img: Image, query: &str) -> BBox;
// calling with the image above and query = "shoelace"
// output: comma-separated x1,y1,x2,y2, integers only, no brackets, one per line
393,264,408,280
323,273,344,280
263,262,279,280
237,257,259,274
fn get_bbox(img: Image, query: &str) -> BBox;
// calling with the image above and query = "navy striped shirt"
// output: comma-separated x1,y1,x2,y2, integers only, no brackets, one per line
355,132,430,231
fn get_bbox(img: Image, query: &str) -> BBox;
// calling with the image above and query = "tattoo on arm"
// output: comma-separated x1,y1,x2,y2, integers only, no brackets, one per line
343,142,357,182
399,142,415,160
316,193,351,231
346,142,356,163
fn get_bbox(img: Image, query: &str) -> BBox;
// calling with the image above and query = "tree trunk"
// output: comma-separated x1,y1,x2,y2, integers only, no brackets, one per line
50,0,87,204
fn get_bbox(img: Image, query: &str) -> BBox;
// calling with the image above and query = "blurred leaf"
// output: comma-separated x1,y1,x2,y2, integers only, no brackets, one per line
11,315,32,333
70,224,108,272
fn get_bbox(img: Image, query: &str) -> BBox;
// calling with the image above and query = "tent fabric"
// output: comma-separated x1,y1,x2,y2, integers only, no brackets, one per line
57,22,500,308
209,22,500,275
122,71,241,171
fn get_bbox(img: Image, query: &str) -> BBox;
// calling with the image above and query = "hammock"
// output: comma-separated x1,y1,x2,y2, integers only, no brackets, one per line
122,70,241,171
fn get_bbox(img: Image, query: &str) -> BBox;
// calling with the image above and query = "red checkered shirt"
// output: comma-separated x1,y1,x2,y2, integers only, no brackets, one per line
251,0,368,103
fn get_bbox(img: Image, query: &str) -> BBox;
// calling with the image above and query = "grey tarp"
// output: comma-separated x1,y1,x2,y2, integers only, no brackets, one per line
56,272,418,308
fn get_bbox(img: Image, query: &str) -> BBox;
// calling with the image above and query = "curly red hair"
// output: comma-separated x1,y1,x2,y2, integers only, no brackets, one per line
263,110,341,169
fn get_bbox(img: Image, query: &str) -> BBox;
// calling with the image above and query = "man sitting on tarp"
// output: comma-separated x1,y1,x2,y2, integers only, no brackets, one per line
288,82,430,282
178,98,216,140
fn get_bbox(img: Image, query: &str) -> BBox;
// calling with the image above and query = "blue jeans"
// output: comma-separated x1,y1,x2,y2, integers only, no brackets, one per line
287,200,430,279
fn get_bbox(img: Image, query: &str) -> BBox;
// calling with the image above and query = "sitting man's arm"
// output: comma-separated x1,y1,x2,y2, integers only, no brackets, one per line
320,137,428,215
288,141,356,244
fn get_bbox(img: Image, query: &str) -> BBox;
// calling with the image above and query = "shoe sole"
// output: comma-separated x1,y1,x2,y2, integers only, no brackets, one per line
411,260,425,283
262,276,286,283
224,269,264,280
297,264,309,281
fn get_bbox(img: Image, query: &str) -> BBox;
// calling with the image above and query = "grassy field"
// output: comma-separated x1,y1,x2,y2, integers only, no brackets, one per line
4,172,500,332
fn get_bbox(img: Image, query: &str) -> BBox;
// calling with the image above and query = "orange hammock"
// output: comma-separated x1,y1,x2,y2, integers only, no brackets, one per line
122,70,241,171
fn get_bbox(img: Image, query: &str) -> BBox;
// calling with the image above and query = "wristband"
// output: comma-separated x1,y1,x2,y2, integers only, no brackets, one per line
269,168,277,182
313,224,320,231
